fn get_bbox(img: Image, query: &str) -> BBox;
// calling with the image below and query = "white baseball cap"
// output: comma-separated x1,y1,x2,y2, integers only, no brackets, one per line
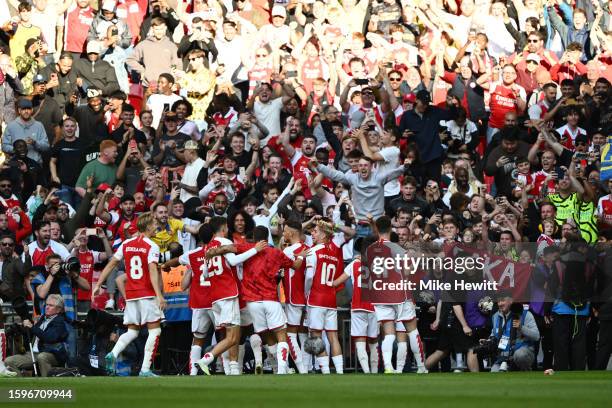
271,5,286,18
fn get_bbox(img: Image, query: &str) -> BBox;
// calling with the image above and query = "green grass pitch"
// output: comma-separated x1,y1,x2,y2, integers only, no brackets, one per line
2,372,611,408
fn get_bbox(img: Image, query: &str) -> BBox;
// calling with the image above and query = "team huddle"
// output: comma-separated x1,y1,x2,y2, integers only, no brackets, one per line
92,211,427,376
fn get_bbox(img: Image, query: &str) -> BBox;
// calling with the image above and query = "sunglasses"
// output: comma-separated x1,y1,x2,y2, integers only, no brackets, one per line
0,242,14,247
526,60,538,64
0,184,11,188
528,39,540,43
389,77,402,81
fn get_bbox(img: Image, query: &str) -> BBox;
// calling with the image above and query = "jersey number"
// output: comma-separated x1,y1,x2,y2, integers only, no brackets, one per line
206,256,223,277
129,257,144,280
320,263,336,287
199,264,211,287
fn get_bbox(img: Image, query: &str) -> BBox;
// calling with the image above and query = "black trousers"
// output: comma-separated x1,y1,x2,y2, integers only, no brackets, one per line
595,320,612,370
422,158,442,184
552,314,587,371
534,314,554,370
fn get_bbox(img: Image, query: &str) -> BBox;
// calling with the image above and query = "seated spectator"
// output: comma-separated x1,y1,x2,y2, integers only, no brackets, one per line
4,294,68,377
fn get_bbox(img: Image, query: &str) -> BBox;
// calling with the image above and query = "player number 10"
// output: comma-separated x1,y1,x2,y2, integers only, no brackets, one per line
320,263,335,286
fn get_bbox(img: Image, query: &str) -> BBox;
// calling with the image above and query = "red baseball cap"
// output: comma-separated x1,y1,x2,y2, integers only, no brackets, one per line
95,183,112,193
403,93,416,103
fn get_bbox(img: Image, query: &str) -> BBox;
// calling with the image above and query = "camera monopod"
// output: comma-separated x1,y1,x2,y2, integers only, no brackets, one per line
25,330,38,377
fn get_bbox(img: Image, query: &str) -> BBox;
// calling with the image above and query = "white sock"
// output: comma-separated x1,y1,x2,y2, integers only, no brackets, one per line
189,345,202,375
112,329,139,358
0,329,6,371
266,344,278,373
287,332,306,374
299,332,312,371
250,334,263,367
229,361,240,375
396,341,407,373
222,350,230,375
317,355,330,374
456,353,465,368
199,352,214,366
408,330,426,369
331,354,344,374
141,327,161,372
381,335,396,371
276,342,289,374
369,343,379,374
355,342,370,373
238,344,245,374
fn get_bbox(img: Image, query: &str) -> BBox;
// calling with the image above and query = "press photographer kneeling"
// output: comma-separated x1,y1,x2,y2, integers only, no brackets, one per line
478,292,540,372
4,294,68,376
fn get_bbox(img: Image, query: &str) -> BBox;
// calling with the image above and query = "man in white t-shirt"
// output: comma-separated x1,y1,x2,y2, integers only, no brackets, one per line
356,126,400,201
248,82,294,144
146,73,183,129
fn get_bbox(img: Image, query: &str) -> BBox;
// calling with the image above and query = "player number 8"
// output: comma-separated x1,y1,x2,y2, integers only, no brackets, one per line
130,256,144,279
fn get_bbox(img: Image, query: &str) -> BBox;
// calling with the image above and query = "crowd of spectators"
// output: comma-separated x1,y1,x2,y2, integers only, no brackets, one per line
0,0,611,376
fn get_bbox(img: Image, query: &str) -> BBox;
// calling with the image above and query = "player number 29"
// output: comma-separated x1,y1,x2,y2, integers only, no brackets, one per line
130,256,143,279
320,262,336,286
206,256,223,277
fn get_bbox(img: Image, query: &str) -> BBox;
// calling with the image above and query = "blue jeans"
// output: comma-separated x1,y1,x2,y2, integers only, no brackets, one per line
486,126,500,144
56,185,81,210
355,224,372,239
64,321,77,366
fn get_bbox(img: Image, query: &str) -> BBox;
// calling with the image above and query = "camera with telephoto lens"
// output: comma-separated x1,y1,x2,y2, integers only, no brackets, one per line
4,321,32,341
473,336,499,357
56,257,81,278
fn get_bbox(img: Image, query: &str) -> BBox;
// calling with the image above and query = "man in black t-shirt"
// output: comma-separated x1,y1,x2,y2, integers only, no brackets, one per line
50,117,86,209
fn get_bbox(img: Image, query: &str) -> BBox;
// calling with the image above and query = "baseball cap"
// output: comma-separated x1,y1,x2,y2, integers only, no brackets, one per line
32,73,46,84
87,88,103,99
526,53,541,64
164,111,178,121
272,5,287,18
17,98,33,109
415,90,431,104
24,38,38,53
403,93,416,103
101,0,116,11
184,140,199,150
86,41,101,54
95,183,112,193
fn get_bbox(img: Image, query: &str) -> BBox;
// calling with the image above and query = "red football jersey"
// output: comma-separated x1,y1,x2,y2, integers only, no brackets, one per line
366,239,408,305
179,247,213,309
306,241,343,309
345,259,374,312
240,245,294,302
114,235,161,301
283,242,309,306
488,84,524,129
204,237,240,303
76,249,102,301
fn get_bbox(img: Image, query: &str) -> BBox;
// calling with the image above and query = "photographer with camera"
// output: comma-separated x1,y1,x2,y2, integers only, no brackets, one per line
0,232,32,377
4,294,68,377
30,253,88,366
484,292,539,372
